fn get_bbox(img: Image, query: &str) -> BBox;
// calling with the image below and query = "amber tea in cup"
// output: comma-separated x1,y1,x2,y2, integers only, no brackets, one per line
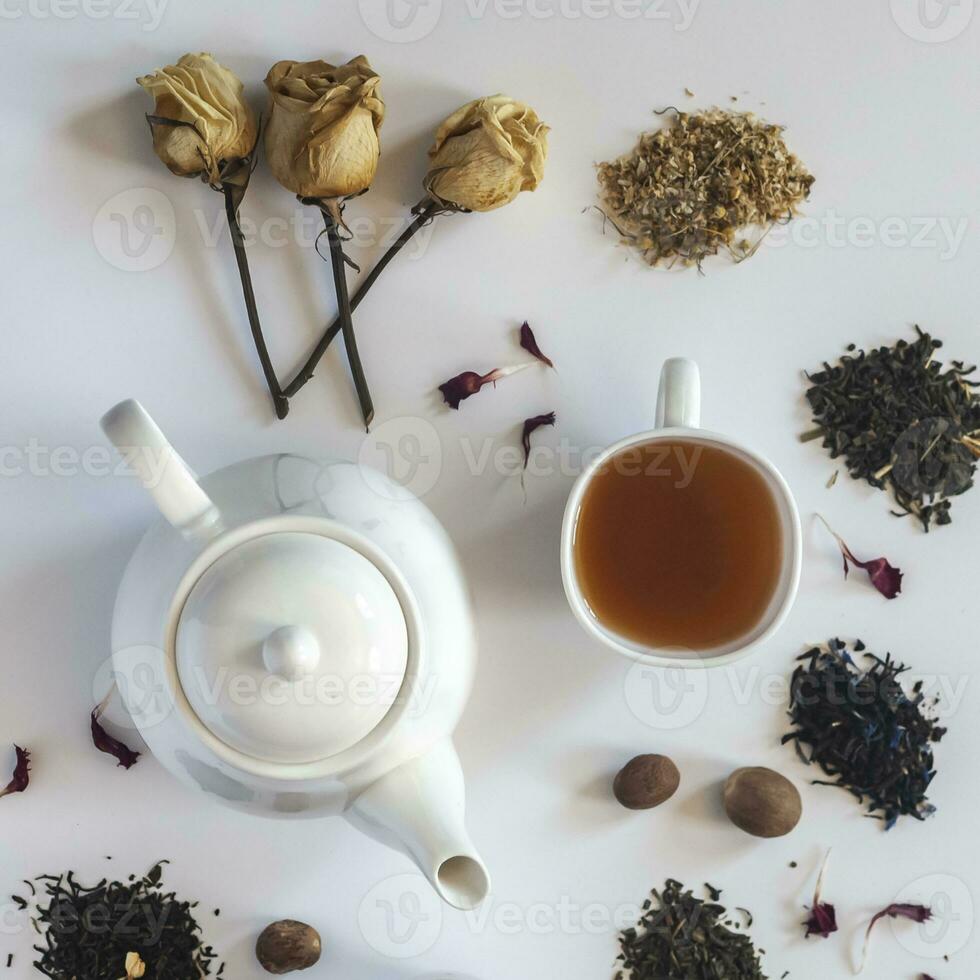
572,439,784,651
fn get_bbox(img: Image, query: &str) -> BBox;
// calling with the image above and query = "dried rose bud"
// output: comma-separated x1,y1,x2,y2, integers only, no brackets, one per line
138,53,257,184
125,952,147,979
264,56,384,201
613,754,680,810
424,95,548,212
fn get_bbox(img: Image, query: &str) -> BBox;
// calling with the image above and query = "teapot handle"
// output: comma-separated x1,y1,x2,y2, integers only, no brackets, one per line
101,399,219,534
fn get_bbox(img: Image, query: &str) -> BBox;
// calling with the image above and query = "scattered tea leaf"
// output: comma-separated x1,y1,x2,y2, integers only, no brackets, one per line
860,902,932,972
519,321,554,369
438,364,530,409
597,107,814,269
0,746,30,801
91,689,140,770
784,640,946,828
802,849,837,939
816,515,903,599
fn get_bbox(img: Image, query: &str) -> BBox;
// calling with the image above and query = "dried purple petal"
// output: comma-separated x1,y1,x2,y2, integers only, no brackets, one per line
817,515,903,599
860,902,932,972
803,849,838,939
519,321,554,369
438,364,530,409
91,691,140,770
521,412,556,469
804,902,837,939
0,746,31,800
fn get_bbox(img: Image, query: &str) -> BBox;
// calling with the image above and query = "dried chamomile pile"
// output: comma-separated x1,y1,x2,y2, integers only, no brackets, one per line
597,107,814,268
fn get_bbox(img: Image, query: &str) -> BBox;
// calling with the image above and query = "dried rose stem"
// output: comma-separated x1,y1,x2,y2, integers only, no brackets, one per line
321,207,374,430
283,197,441,398
222,186,289,419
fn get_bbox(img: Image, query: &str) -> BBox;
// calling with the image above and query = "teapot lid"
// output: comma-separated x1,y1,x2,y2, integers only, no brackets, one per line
175,531,409,765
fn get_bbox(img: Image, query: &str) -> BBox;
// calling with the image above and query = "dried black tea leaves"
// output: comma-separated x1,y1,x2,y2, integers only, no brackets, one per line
783,640,946,829
91,689,140,770
597,107,814,268
519,321,554,369
816,515,903,599
0,746,30,801
615,880,767,979
802,849,837,939
803,327,980,531
860,902,932,972
23,861,224,979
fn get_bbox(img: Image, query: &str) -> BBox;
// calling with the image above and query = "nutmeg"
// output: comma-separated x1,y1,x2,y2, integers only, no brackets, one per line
256,919,321,975
613,754,680,810
724,767,802,838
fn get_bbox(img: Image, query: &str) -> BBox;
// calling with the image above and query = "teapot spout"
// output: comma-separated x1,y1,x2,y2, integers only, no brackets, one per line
345,739,490,910
101,399,219,536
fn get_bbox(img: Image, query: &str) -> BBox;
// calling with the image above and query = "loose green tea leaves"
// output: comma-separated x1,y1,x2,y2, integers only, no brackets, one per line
91,690,140,770
438,363,530,409
802,849,837,939
860,902,932,972
804,327,980,531
784,640,946,829
0,746,30,801
519,321,554,369
597,107,814,268
816,515,903,599
615,880,767,980
26,862,224,979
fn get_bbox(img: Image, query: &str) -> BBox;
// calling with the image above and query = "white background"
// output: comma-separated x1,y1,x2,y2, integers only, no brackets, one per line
1,1,979,977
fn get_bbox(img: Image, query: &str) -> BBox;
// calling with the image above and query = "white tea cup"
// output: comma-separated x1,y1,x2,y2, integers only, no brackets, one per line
560,358,802,669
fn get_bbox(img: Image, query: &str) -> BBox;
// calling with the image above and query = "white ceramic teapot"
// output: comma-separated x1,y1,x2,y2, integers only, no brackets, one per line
100,399,489,909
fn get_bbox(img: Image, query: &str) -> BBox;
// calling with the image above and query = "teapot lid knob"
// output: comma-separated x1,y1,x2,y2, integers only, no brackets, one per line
262,625,321,681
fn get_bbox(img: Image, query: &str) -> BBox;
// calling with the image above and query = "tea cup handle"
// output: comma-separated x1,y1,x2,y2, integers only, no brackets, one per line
655,358,701,429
